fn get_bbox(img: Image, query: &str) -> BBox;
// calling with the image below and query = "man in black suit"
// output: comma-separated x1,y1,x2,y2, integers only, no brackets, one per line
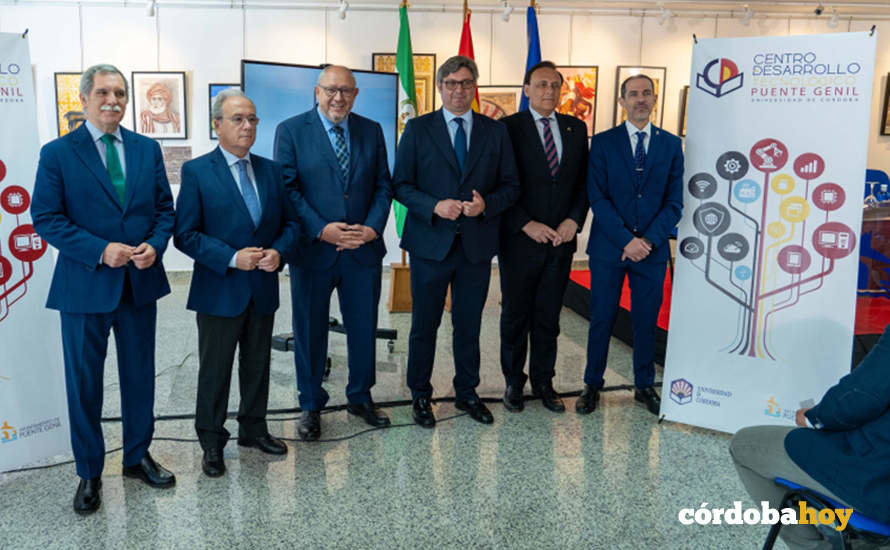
393,55,520,427
499,61,589,413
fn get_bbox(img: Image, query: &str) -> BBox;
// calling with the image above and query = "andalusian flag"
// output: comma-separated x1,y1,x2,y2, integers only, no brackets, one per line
458,1,480,112
392,2,416,238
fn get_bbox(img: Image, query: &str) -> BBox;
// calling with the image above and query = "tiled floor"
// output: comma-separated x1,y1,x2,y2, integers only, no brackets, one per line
0,270,777,549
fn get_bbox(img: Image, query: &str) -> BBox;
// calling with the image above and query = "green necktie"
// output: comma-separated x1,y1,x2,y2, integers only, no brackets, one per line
100,133,126,205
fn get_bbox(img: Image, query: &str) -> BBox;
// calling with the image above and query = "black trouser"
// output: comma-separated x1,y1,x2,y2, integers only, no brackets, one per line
195,301,274,451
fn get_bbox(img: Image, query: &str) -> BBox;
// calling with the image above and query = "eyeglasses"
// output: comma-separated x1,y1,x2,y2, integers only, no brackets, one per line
319,85,357,98
223,115,260,126
441,79,476,91
531,81,563,91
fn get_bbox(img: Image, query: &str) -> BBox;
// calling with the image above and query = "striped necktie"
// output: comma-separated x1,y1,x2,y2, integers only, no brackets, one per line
541,118,559,177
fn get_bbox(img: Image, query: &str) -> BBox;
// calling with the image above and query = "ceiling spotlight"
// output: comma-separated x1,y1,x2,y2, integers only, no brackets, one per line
827,7,839,27
657,5,674,25
741,5,754,25
501,0,514,22
338,0,349,19
145,0,156,17
814,0,824,16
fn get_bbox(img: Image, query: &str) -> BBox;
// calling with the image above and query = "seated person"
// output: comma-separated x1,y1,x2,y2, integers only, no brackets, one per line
730,323,890,549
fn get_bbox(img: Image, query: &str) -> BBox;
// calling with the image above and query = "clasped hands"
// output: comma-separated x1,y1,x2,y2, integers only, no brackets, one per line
622,237,652,262
235,247,281,272
434,190,485,220
522,219,578,247
102,242,156,269
320,222,377,252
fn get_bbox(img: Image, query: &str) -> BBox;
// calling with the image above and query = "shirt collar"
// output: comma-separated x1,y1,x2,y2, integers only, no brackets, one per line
529,107,556,124
317,106,348,134
218,145,249,167
625,120,652,138
85,120,123,144
442,108,472,126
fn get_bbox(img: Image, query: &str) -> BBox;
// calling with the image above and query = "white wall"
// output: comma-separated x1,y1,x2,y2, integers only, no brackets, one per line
2,6,888,270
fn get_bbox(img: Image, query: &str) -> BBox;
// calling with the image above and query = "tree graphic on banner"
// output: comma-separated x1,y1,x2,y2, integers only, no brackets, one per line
679,138,856,359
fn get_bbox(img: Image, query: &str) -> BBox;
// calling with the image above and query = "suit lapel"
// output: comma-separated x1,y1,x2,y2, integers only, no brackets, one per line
640,126,661,191
308,111,345,188
249,153,269,226
120,128,141,212
461,112,488,181
523,111,549,169
346,115,359,192
70,125,122,211
426,110,461,178
555,113,573,172
211,147,254,227
616,124,636,177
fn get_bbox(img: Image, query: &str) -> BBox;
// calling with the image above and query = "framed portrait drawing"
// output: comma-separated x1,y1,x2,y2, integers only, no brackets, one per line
555,66,598,137
208,83,239,140
372,53,437,117
131,71,188,140
478,86,522,120
613,66,667,127
881,73,890,136
54,72,84,137
678,85,690,137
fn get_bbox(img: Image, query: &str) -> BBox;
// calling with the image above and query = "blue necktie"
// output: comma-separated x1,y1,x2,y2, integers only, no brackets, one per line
332,125,349,183
454,118,467,173
237,159,261,227
634,131,647,172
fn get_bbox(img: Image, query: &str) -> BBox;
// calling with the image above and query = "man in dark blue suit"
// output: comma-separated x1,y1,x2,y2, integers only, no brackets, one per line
31,64,176,515
577,75,684,416
393,55,520,427
274,65,393,441
731,324,890,548
175,90,300,477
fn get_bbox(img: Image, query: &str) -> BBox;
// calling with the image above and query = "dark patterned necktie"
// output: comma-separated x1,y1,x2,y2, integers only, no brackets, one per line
634,131,647,172
541,118,559,177
454,118,467,173
332,125,349,181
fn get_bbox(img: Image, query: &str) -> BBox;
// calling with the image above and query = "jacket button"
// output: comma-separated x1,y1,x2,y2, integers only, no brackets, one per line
344,194,349,199
637,194,642,199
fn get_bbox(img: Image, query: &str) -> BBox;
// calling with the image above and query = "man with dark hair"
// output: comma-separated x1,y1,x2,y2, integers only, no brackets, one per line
731,324,890,549
274,65,393,441
31,63,176,514
499,61,588,413
393,55,520,427
576,74,683,416
175,89,300,477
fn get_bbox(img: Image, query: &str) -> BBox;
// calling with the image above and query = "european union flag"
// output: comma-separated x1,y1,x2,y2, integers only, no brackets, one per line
518,5,542,112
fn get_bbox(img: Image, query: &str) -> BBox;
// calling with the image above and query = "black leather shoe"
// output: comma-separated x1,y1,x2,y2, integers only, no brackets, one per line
412,397,436,428
73,477,101,515
575,384,600,415
533,385,566,413
503,385,524,412
346,400,391,428
455,399,494,424
122,452,176,488
238,434,287,455
202,448,225,477
298,411,321,441
634,386,662,416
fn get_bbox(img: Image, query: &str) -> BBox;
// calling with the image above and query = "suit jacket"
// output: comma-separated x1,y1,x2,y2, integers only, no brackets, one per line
393,109,520,263
501,111,588,257
31,124,174,314
174,147,301,317
273,110,392,270
785,324,890,523
586,124,683,263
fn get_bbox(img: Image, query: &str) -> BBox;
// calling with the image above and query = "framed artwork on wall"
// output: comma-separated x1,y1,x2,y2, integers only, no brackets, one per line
555,66,598,137
54,72,84,137
613,66,667,127
131,71,188,140
372,52,437,117
478,86,522,120
881,73,890,136
208,83,239,140
678,85,690,137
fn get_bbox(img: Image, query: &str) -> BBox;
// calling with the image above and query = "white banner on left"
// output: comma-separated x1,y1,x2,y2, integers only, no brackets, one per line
0,32,71,472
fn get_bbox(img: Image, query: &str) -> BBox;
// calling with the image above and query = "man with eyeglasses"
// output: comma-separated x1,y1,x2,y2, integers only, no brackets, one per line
498,61,589,414
274,65,393,441
31,64,176,514
174,89,300,477
393,55,520,427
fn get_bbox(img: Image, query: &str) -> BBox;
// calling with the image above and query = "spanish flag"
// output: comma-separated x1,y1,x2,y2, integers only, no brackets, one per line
458,0,480,112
